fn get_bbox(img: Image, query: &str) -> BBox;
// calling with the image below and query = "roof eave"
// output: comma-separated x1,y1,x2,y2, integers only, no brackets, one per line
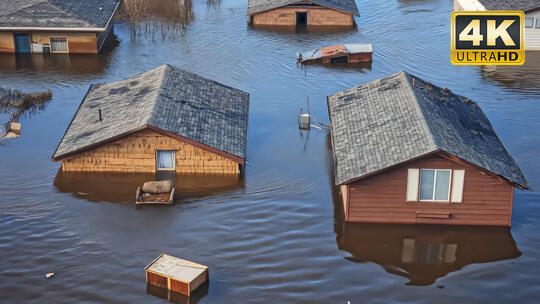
247,2,359,17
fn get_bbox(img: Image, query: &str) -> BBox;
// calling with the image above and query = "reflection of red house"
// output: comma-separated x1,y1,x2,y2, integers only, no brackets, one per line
336,223,521,286
327,72,529,226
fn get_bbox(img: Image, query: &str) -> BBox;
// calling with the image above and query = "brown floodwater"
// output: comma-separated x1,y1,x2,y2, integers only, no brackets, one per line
1,0,540,303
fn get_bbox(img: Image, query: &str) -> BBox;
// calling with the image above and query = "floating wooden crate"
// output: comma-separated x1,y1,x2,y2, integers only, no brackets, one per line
145,253,208,296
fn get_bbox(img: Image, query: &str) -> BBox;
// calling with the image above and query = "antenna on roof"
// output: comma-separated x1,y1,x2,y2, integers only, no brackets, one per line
99,109,102,122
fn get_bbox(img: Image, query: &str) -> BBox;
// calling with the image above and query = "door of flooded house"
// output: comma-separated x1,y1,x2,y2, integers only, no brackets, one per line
14,33,31,53
296,12,307,26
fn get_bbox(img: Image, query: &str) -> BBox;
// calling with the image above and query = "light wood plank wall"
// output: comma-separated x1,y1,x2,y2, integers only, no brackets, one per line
252,7,353,26
60,129,240,174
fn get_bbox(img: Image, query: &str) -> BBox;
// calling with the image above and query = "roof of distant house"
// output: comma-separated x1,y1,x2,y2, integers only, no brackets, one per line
476,0,539,12
53,65,250,162
327,71,529,189
0,0,120,30
247,0,360,16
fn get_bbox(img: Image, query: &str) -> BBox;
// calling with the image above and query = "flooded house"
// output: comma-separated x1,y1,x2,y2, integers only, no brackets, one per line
247,0,359,27
52,64,249,174
327,71,529,226
0,0,120,54
453,0,540,50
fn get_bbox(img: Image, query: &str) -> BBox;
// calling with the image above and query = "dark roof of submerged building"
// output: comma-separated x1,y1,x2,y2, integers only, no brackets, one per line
327,71,529,189
53,65,250,162
247,0,360,16
477,0,539,12
0,0,120,30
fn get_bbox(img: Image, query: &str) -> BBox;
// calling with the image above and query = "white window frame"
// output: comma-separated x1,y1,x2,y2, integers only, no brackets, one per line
419,169,452,202
155,150,176,171
50,37,68,53
525,17,534,28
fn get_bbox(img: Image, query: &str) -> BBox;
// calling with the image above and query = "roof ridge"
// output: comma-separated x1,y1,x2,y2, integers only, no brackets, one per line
147,65,170,126
400,71,439,151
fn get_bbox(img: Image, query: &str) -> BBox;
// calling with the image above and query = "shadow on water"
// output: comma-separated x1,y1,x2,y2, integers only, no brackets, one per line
480,51,540,94
146,282,209,304
53,170,245,204
335,221,522,286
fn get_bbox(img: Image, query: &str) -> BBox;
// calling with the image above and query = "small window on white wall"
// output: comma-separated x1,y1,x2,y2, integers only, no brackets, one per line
156,150,175,170
536,19,540,28
419,169,451,201
525,17,534,28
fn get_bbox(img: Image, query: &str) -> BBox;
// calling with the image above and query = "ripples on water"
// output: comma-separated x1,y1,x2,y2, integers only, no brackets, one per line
1,0,540,303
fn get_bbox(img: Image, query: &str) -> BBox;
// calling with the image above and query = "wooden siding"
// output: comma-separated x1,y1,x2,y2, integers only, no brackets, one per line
252,7,354,26
345,153,515,226
169,278,189,296
147,271,168,289
0,31,99,54
0,32,15,53
59,129,240,174
525,11,540,50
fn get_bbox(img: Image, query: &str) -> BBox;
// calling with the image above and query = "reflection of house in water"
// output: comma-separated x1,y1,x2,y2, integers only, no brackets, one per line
336,222,521,286
481,52,540,92
0,53,115,77
53,170,245,204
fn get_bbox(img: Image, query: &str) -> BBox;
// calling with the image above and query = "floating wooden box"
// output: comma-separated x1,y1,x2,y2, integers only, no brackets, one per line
145,253,208,296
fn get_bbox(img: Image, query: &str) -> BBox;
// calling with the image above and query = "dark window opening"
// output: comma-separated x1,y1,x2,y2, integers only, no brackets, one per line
296,12,307,26
331,56,349,63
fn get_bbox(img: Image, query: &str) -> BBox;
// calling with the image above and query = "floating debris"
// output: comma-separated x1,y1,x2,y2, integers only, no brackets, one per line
136,180,175,205
45,272,54,279
298,44,373,64
298,97,311,130
145,253,208,296
1,87,52,140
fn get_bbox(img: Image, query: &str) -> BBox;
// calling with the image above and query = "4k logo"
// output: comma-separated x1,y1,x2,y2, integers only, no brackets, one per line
451,11,525,65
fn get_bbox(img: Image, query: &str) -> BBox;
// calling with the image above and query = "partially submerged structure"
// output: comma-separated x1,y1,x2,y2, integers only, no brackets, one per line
247,0,359,27
0,0,120,54
453,0,540,50
145,253,209,297
298,44,372,64
53,65,249,174
327,71,529,226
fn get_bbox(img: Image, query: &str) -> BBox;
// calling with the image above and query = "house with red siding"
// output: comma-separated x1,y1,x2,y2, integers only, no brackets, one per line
327,71,529,226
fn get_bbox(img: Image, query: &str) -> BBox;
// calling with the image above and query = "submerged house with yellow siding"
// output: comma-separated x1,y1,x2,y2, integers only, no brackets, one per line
53,65,250,174
247,0,359,27
0,0,120,54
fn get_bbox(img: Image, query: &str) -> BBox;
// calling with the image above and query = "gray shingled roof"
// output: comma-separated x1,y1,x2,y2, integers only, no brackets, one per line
327,71,529,189
247,0,359,16
0,0,120,29
53,65,249,161
477,0,539,12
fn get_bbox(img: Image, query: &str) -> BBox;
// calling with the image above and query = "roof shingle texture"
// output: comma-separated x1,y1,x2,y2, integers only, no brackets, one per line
53,65,249,160
247,0,359,16
477,0,539,12
327,71,529,189
0,0,119,29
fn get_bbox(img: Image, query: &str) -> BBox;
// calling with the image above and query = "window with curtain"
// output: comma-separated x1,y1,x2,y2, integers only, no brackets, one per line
419,169,451,201
156,150,175,170
50,37,67,52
